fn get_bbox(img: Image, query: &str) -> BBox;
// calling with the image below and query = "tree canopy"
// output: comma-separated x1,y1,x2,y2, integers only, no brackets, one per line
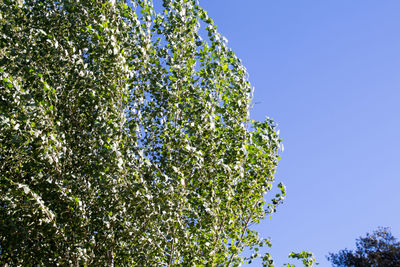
328,227,400,267
0,0,285,265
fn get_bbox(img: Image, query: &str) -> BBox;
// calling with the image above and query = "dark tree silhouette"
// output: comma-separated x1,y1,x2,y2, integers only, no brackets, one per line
327,227,400,267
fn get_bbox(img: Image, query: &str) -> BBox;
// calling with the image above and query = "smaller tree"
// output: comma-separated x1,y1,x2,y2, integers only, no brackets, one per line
327,227,400,267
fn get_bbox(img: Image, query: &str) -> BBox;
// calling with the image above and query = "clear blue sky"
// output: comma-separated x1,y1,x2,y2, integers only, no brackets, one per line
199,1,400,266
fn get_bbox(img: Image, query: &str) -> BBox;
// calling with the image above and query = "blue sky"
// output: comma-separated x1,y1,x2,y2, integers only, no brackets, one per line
199,1,400,265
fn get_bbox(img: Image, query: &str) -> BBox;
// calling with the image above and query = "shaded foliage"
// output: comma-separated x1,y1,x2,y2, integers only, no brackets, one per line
0,0,284,265
328,227,400,267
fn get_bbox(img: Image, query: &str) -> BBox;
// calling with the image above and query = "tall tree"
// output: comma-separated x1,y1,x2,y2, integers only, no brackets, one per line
0,0,284,265
328,227,400,267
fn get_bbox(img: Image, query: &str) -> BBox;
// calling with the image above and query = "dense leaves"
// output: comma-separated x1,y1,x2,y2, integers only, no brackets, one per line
327,227,400,267
0,0,284,265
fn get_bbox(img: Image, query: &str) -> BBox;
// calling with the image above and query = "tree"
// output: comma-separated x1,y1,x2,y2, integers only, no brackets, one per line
327,227,400,267
0,0,285,265
286,251,318,267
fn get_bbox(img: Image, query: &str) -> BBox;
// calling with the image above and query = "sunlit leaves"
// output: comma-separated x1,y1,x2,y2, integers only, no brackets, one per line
0,0,282,265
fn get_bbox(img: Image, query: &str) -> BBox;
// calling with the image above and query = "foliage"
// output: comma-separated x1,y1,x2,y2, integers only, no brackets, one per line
327,227,400,267
285,251,318,267
0,0,284,265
